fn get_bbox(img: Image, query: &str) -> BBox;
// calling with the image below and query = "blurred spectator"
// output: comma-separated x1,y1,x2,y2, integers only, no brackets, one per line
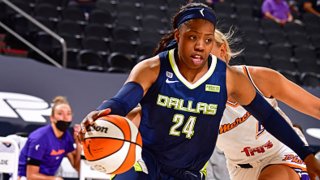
187,0,225,6
299,0,320,17
17,96,82,180
262,0,294,25
206,0,225,4
205,0,225,8
288,0,302,17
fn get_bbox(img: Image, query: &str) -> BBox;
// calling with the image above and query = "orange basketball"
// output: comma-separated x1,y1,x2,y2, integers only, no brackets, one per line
82,115,142,175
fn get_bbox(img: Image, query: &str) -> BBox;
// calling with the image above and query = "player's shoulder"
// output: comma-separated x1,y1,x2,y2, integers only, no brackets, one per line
246,66,281,80
128,55,161,85
230,65,244,72
28,125,50,140
136,55,160,68
133,55,161,75
226,65,244,77
230,65,280,79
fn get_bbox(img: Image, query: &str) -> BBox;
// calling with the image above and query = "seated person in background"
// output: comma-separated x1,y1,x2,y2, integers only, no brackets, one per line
205,0,225,7
262,0,294,25
288,0,302,18
18,96,82,180
299,0,320,17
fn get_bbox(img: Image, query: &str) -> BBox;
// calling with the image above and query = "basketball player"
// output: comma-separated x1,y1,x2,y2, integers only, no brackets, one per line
123,29,320,180
18,96,82,180
80,3,320,179
208,29,320,180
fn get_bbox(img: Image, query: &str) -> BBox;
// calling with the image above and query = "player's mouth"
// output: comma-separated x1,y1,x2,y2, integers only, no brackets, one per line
191,54,204,65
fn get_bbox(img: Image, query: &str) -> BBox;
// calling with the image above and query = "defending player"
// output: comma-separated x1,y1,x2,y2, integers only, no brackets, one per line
211,29,320,180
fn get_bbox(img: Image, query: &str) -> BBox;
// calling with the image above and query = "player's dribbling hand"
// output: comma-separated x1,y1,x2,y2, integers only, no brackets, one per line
304,154,320,180
73,124,81,144
78,108,111,142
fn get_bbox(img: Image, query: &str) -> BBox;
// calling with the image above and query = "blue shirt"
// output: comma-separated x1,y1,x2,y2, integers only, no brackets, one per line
18,125,74,176
140,49,227,172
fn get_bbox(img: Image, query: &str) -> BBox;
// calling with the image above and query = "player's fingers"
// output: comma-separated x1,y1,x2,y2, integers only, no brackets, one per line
80,111,99,132
308,171,316,180
315,169,320,180
80,109,111,134
79,132,85,142
78,125,85,141
80,117,90,133
309,175,315,180
75,131,81,142
80,121,87,133
97,108,111,118
73,124,81,133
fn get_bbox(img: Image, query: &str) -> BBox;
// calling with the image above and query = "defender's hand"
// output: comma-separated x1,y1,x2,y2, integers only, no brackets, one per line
304,154,320,180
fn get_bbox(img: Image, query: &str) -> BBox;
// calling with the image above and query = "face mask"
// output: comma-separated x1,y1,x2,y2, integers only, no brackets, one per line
55,120,71,132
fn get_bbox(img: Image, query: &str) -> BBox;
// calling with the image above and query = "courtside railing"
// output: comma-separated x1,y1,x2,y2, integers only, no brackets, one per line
0,0,67,68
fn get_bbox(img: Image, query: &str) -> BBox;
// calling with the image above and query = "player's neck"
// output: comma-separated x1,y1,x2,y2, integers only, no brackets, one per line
175,49,209,83
51,124,64,139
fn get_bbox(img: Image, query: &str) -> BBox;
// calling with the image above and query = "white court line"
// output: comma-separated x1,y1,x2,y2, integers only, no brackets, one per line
306,128,320,139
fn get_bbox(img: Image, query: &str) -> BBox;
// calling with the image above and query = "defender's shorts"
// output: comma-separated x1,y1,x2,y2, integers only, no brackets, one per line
227,147,309,180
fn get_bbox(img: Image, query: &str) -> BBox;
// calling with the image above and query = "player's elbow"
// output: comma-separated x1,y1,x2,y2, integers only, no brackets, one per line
310,99,320,120
314,106,320,120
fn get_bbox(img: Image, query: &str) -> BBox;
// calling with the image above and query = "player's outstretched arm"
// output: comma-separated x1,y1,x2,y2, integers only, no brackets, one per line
247,66,320,120
79,56,160,137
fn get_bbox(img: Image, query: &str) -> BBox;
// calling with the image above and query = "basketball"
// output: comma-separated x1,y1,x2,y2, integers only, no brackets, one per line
82,115,142,175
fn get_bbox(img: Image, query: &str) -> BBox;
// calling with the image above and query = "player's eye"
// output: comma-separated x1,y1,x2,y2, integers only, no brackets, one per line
189,35,196,40
205,38,213,44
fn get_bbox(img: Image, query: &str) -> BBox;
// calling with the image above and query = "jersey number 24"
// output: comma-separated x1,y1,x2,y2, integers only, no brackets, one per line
169,114,197,139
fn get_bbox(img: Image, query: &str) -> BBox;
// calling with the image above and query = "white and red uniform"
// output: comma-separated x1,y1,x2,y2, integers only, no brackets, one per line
215,66,309,180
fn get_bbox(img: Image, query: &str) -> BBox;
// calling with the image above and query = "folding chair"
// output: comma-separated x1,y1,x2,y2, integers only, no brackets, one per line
0,137,19,180
79,158,111,180
56,157,78,179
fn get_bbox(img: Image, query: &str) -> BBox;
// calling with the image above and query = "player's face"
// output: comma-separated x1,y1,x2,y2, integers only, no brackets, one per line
52,104,72,122
175,19,215,70
211,40,227,62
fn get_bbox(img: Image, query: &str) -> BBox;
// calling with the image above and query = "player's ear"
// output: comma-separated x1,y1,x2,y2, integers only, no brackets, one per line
50,115,56,123
174,29,179,43
220,43,227,61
